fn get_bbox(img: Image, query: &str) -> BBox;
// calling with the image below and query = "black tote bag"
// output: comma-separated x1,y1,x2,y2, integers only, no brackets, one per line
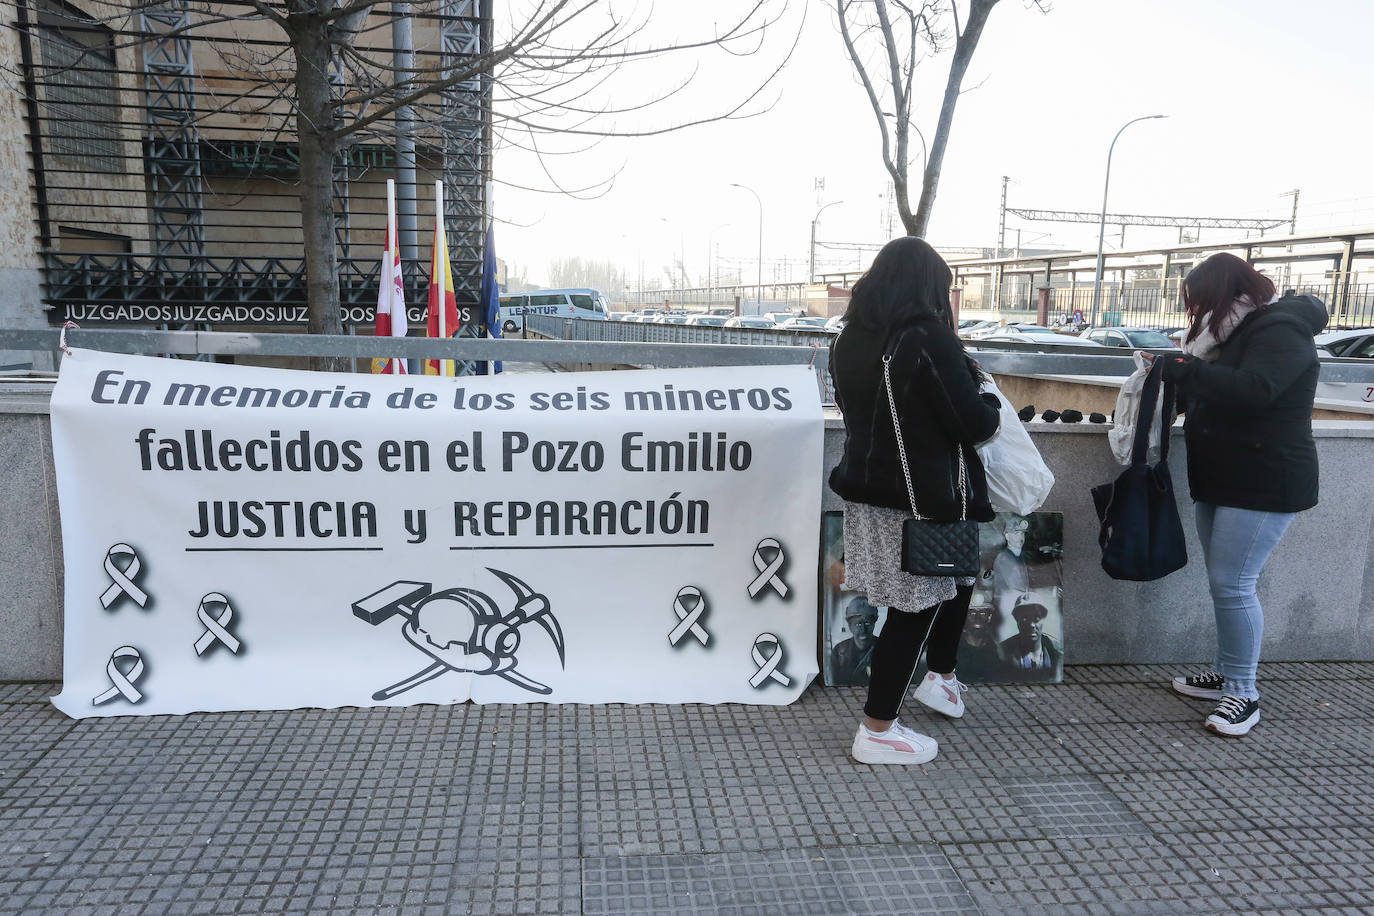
1090,358,1188,581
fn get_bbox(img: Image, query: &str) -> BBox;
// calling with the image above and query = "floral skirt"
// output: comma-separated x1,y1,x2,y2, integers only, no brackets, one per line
841,500,962,613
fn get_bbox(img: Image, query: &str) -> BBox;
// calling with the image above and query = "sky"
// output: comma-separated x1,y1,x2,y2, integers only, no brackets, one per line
491,0,1374,290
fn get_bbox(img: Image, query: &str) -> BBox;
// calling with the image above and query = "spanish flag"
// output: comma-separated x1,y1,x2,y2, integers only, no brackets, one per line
425,181,461,376
371,179,407,374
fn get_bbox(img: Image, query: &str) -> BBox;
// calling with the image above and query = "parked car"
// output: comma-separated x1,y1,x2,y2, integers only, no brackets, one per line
722,315,776,329
650,313,691,325
706,308,736,317
1079,327,1179,349
763,310,802,325
824,315,847,333
775,316,830,331
685,315,729,327
973,331,1108,350
1315,327,1374,358
957,319,999,338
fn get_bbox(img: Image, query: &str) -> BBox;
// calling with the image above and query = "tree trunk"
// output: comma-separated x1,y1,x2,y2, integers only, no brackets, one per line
293,13,348,371
912,0,999,236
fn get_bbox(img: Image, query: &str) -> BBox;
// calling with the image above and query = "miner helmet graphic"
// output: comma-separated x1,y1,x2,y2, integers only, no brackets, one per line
353,569,565,699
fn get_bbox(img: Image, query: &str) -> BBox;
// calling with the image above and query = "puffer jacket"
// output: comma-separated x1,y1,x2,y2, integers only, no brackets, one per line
1162,294,1327,512
828,315,1001,521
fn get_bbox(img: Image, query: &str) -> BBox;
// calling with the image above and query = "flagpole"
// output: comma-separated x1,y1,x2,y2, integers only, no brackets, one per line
435,180,448,375
386,179,400,374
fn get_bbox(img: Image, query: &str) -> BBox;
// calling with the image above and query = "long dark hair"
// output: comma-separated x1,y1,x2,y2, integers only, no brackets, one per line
843,236,982,382
1182,252,1276,344
844,236,956,331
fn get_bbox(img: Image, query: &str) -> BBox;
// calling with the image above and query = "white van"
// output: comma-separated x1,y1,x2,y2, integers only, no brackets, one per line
498,288,610,333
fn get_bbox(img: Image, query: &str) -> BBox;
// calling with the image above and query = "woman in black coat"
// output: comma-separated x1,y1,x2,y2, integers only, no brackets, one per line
829,237,1001,765
1147,252,1326,737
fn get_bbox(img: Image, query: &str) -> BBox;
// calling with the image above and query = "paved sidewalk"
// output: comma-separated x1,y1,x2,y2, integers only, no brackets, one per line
2,663,1372,915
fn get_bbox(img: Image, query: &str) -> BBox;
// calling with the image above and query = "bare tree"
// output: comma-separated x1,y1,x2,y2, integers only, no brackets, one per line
835,0,1046,237
7,0,799,363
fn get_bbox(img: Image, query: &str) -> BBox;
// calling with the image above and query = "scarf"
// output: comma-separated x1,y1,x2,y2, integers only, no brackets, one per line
1181,295,1260,361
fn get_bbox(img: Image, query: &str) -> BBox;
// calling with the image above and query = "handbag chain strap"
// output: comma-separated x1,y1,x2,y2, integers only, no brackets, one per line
882,354,967,522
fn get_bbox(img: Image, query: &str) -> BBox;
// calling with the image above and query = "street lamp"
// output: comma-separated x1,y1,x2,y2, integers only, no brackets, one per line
730,183,763,312
1090,114,1166,327
809,201,843,283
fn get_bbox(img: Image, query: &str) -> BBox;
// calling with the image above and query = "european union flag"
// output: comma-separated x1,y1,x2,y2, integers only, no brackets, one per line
477,220,501,375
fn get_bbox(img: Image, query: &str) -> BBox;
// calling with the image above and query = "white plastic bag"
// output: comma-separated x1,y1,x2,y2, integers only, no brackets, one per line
1108,352,1172,466
976,378,1055,515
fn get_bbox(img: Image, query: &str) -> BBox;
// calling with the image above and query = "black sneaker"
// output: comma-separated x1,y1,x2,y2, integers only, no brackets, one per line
1205,696,1260,737
1171,669,1224,701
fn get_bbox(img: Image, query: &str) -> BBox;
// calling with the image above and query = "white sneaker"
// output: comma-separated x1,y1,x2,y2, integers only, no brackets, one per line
850,721,938,765
913,672,967,718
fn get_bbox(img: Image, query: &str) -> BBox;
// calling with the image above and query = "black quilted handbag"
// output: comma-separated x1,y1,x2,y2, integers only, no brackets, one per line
882,353,980,578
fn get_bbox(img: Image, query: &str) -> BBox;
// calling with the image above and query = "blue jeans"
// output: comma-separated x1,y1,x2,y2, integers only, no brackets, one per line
1194,502,1295,700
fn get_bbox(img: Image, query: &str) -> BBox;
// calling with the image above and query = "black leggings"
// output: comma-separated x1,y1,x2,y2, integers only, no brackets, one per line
863,584,974,721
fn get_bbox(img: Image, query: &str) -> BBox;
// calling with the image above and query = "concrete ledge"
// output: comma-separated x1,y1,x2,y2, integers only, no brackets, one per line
4,389,1373,680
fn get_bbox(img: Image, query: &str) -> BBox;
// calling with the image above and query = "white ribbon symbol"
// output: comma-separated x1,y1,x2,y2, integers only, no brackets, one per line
92,646,146,705
668,586,711,647
747,538,789,599
193,592,242,656
748,633,791,688
99,543,148,610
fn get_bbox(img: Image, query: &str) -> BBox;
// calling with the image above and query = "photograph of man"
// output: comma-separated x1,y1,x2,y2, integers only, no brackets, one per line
989,515,1030,621
830,596,880,685
998,596,1063,681
955,588,1002,683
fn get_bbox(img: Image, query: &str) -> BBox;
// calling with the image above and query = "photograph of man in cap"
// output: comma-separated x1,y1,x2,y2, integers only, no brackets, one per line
998,595,1063,681
830,596,881,685
988,515,1030,623
954,588,1003,683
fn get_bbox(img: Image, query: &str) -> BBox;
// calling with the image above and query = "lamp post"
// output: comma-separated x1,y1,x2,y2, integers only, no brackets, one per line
809,200,843,283
730,183,763,312
1090,114,1166,327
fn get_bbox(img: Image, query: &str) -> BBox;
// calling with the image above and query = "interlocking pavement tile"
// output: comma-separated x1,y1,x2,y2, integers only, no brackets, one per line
306,862,453,915
1062,664,1176,685
1195,766,1374,832
1259,661,1374,680
1094,770,1253,833
919,724,1083,778
818,843,979,915
0,682,61,705
1259,677,1374,720
446,795,579,915
943,838,1093,915
1055,720,1374,775
986,683,1123,726
1001,774,1149,839
1081,682,1202,723
1049,834,1233,914
0,702,76,795
0,863,323,914
471,703,581,799
1158,828,1344,911
1263,826,1374,910
0,804,108,873
924,685,1048,730
583,783,705,857
582,849,847,915
863,773,1044,845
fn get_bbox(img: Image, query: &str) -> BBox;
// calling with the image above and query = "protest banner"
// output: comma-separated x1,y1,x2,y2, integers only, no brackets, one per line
49,350,822,717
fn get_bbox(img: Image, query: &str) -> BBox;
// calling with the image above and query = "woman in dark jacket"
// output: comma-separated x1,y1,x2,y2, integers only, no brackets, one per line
830,237,1000,765
1148,252,1326,737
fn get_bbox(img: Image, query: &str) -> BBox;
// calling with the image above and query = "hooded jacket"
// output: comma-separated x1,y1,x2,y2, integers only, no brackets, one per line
1162,294,1328,513
828,315,1001,521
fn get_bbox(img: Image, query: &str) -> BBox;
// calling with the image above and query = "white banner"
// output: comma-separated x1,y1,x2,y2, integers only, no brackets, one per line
49,350,822,717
